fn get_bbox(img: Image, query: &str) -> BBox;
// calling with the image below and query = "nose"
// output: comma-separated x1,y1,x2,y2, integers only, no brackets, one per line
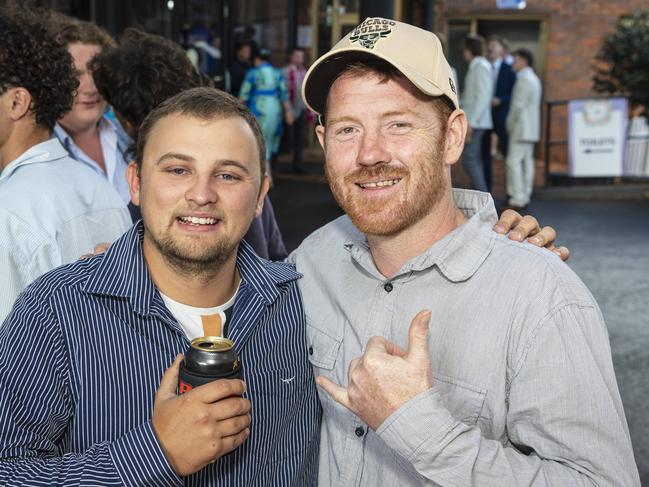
356,130,392,167
185,174,218,206
78,72,98,95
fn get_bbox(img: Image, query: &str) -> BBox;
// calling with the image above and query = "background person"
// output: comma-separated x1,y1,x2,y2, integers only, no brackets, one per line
282,47,309,174
0,8,130,322
483,35,517,192
239,47,294,179
505,48,542,210
49,15,132,206
460,34,492,192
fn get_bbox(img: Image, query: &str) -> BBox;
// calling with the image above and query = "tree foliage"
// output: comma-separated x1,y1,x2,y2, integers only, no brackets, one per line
593,11,649,118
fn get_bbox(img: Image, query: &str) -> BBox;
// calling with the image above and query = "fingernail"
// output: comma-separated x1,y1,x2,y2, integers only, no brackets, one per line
529,236,542,245
510,231,522,241
494,224,506,233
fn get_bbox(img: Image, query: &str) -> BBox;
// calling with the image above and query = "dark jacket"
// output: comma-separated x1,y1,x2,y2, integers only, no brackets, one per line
492,61,517,128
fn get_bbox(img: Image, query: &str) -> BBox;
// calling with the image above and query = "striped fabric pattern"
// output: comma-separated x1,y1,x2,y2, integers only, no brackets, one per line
0,223,320,486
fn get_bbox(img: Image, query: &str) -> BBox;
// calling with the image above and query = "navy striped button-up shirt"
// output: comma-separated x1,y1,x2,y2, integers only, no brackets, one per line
0,223,320,486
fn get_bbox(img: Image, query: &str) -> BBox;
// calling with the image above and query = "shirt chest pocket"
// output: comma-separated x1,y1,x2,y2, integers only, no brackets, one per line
433,373,487,426
306,318,342,377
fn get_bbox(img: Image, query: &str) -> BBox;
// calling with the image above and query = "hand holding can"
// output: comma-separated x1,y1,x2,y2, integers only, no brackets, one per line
152,352,250,476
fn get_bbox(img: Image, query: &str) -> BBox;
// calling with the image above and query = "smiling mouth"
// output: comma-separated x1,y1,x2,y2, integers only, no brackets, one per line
357,178,402,189
177,216,219,226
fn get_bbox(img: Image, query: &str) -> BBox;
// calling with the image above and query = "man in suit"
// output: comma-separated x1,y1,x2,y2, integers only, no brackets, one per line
460,35,492,192
505,48,542,209
482,36,517,192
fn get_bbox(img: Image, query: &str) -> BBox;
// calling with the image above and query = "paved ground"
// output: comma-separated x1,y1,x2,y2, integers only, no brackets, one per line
270,158,649,483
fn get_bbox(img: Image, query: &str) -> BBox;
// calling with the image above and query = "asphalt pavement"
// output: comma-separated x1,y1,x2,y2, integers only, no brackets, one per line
270,163,649,483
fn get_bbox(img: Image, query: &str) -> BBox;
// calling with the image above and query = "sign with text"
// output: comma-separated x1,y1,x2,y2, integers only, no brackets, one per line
568,98,628,177
497,0,527,9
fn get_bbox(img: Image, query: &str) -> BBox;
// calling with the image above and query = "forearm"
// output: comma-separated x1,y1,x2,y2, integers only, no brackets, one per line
0,421,181,487
378,389,608,487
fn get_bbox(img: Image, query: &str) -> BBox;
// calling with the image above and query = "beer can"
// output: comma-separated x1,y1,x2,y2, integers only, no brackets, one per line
178,336,242,394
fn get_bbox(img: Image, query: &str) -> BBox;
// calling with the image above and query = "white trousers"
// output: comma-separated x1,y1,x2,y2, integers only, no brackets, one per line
505,141,535,206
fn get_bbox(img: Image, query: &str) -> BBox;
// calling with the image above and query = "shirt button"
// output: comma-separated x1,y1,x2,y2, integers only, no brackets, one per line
355,426,365,437
383,282,393,293
308,346,314,355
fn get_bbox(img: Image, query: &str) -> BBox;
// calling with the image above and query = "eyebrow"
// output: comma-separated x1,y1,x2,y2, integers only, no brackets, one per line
155,153,250,174
155,152,195,165
326,110,417,126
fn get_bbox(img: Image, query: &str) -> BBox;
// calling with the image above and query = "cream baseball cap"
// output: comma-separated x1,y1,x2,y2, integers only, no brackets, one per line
302,17,459,117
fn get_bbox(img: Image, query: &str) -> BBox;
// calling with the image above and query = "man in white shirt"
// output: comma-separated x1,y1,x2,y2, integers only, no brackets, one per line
505,48,542,209
460,34,493,192
50,15,132,206
0,9,131,322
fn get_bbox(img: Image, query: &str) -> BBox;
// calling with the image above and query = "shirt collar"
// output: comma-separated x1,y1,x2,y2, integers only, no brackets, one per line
343,189,497,282
0,138,69,181
82,221,301,314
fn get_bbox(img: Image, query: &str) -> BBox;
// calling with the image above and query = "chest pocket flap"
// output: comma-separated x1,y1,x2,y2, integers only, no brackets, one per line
433,372,487,425
306,317,342,371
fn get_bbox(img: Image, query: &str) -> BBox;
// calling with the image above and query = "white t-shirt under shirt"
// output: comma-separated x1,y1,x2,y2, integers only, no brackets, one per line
160,285,238,341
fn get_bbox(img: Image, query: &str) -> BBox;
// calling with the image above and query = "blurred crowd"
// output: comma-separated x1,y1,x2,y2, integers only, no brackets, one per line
455,33,543,210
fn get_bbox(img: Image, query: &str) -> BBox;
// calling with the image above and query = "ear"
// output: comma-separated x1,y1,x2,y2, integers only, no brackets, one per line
126,161,141,206
443,109,468,167
8,87,32,121
315,123,326,151
255,174,270,218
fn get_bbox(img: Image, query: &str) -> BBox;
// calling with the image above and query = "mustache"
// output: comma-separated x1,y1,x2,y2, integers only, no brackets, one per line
341,165,409,185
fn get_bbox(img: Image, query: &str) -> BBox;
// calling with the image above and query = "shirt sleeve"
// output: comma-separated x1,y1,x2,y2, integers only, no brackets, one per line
277,70,289,103
0,287,182,487
0,224,59,323
376,303,640,487
238,70,254,101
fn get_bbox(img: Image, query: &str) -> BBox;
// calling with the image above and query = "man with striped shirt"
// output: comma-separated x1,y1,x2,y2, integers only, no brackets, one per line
0,88,320,485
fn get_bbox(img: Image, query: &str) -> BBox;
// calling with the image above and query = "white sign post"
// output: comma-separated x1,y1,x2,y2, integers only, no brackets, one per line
568,98,628,177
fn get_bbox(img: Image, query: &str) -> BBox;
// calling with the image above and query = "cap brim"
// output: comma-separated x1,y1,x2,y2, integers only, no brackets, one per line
302,47,449,116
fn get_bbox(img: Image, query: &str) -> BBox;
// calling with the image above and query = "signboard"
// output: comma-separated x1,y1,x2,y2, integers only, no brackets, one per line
497,0,527,9
568,98,628,177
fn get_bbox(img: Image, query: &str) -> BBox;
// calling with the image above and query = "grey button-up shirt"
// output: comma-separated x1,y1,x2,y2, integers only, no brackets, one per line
290,189,639,486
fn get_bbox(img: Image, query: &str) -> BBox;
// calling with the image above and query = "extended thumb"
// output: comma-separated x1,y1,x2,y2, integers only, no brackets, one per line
407,310,432,359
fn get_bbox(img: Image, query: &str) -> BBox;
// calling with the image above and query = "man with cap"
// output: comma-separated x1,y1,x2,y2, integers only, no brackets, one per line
291,17,639,487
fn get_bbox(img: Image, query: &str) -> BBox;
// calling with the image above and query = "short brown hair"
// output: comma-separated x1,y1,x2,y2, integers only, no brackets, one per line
463,35,485,57
136,87,266,177
49,13,115,49
324,59,454,128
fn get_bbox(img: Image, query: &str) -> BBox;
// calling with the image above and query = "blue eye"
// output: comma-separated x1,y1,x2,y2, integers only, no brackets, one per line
169,167,188,175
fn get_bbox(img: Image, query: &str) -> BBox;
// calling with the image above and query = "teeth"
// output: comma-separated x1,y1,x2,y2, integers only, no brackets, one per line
359,179,400,189
179,216,217,225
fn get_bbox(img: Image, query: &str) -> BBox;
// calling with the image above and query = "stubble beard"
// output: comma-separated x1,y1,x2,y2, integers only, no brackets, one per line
326,148,447,237
143,219,239,282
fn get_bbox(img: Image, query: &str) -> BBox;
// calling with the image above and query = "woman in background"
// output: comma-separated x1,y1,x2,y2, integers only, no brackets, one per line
239,48,294,180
